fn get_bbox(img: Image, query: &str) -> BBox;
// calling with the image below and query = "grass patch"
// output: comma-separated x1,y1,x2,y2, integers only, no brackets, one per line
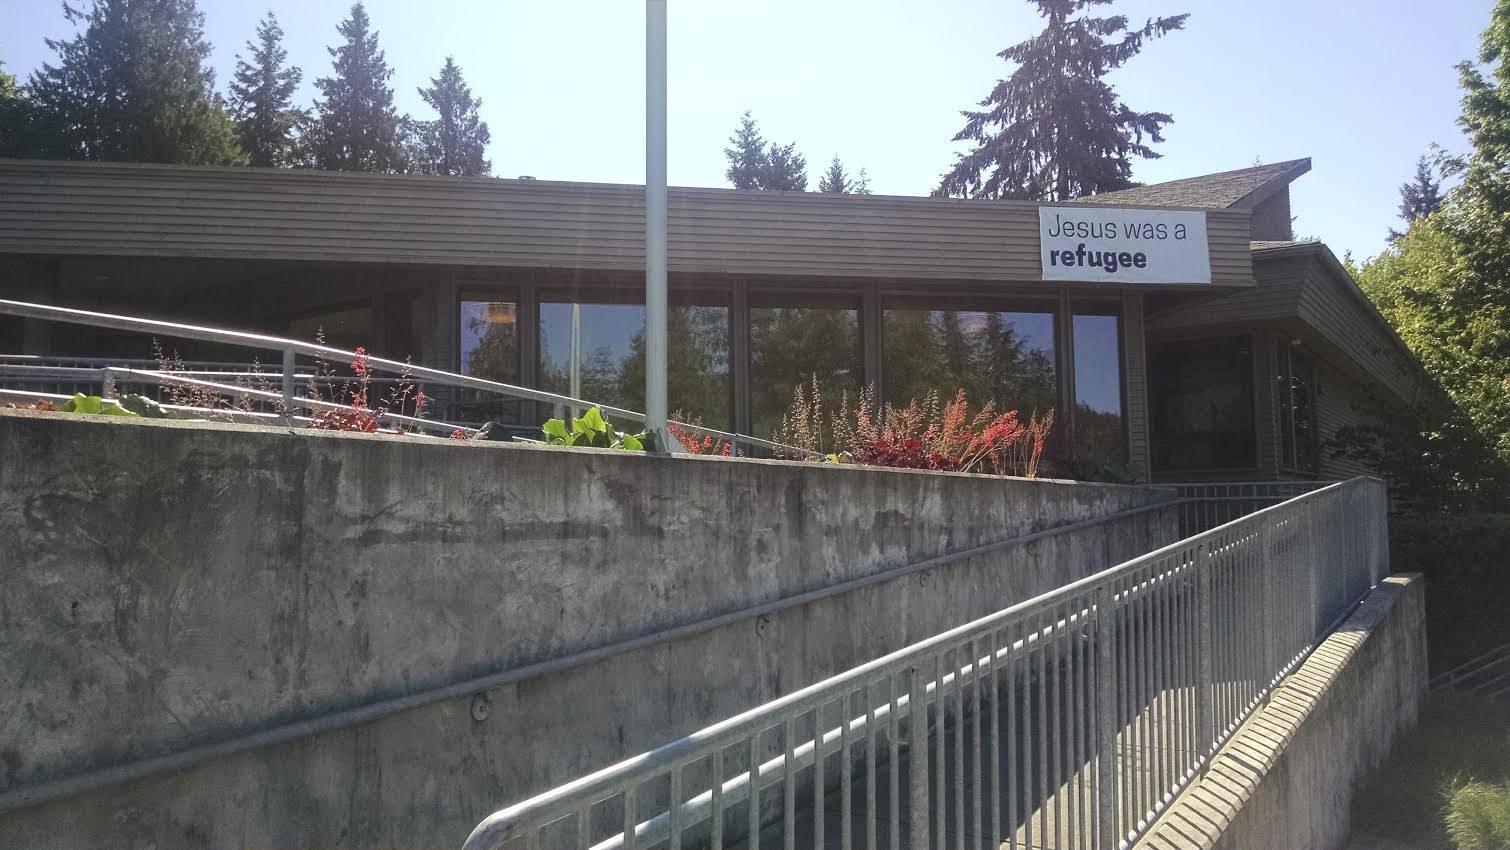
1352,694,1510,848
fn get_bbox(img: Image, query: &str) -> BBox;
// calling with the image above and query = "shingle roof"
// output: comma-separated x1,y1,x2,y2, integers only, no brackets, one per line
1077,158,1312,209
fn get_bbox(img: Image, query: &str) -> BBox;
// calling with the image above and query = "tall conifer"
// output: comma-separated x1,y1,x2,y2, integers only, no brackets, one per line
414,57,491,176
26,0,246,165
308,2,407,173
228,12,303,167
937,0,1186,200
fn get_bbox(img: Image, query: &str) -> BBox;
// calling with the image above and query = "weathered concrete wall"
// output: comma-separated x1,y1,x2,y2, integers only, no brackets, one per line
0,409,1178,848
1133,574,1428,850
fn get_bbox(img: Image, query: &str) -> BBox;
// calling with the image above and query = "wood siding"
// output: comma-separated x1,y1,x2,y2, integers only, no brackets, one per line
0,159,1254,286
1122,293,1152,480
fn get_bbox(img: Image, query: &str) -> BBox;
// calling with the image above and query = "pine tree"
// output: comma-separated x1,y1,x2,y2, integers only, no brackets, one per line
765,141,807,191
308,2,408,173
0,59,28,157
228,12,304,167
25,0,246,165
723,111,808,190
724,111,768,189
414,57,491,176
1388,154,1444,241
817,156,872,194
937,0,1187,200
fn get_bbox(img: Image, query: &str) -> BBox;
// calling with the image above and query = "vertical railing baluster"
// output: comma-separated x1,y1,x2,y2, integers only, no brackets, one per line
910,665,931,850
712,748,724,850
784,716,796,850
1095,582,1117,850
1195,542,1215,767
750,734,761,850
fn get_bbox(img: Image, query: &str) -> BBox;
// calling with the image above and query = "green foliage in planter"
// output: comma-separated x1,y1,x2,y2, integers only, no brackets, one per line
542,407,651,452
59,394,138,417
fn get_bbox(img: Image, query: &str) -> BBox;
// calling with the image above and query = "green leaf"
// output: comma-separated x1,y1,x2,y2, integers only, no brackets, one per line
616,433,644,452
63,394,102,414
118,394,172,418
576,406,609,435
542,418,569,443
97,402,138,417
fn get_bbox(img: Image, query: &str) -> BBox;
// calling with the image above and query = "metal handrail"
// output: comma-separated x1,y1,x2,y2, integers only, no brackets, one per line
1430,642,1510,691
463,476,1389,850
0,299,815,457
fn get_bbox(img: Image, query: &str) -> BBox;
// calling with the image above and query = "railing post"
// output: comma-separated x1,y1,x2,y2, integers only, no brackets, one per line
1195,542,1215,767
909,664,931,850
1095,583,1118,850
1259,520,1276,687
280,348,296,419
1373,480,1389,587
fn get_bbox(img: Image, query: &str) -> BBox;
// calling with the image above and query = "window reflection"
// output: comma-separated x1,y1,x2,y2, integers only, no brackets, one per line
459,298,521,423
749,302,861,440
1149,336,1255,471
538,300,730,430
1278,345,1318,472
1072,312,1126,468
883,308,1056,416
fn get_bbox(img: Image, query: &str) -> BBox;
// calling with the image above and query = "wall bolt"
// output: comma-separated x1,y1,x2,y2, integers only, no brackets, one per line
471,692,492,722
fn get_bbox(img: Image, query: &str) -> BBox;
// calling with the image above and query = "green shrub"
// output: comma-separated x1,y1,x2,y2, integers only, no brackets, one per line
1445,781,1510,850
541,407,650,452
1390,513,1510,673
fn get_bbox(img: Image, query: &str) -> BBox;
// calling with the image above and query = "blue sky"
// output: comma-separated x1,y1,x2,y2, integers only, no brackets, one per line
1,0,1493,261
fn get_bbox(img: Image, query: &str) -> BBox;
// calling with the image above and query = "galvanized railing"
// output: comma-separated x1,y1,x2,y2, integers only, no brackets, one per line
0,299,811,455
1167,480,1330,537
463,476,1388,850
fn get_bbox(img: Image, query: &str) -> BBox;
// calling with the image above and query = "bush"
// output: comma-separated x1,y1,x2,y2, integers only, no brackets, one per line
1446,781,1510,850
1389,513,1510,673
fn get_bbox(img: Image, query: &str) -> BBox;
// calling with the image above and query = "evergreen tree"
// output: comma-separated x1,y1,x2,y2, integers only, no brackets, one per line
723,110,807,190
25,0,246,165
414,57,491,176
308,2,407,172
817,156,872,194
1355,0,1510,482
724,111,767,190
1387,154,1445,241
228,12,304,167
0,60,30,157
937,0,1187,200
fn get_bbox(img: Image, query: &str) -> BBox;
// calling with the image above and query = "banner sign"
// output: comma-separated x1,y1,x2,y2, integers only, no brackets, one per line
1039,207,1211,284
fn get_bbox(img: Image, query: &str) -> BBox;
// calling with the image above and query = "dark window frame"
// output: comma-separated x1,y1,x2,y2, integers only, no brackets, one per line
1147,333,1261,474
1277,341,1320,475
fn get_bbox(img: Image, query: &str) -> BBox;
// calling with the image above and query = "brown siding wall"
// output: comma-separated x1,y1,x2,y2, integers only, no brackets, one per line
1123,293,1152,480
1249,191,1294,241
0,160,1254,286
1315,359,1381,480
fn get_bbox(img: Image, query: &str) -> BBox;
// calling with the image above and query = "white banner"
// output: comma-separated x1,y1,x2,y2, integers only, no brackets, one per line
1039,207,1211,284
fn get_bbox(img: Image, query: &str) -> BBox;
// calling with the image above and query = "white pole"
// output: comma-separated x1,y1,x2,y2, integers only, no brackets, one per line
568,302,581,419
645,0,669,447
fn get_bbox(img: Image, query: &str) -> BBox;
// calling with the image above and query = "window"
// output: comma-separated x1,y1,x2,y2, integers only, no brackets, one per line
1072,311,1126,468
288,303,374,352
749,296,862,441
538,297,731,430
882,306,1057,416
1148,336,1256,471
459,297,522,422
1278,344,1319,473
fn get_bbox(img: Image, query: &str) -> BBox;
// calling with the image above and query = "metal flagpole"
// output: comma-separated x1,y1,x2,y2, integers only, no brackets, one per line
644,0,669,449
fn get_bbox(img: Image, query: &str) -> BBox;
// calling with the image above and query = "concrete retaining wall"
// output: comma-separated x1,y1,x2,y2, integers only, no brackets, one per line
0,409,1179,848
1133,574,1428,850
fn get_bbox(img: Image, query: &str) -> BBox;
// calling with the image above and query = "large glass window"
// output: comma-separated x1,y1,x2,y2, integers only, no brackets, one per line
749,297,862,441
1072,311,1126,468
1149,336,1256,471
1278,344,1319,473
539,297,731,430
459,297,522,423
882,307,1057,416
288,303,374,352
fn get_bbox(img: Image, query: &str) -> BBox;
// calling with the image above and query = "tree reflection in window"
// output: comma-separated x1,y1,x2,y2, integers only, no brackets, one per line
459,299,521,422
882,309,1057,418
538,301,731,430
749,303,862,440
1072,313,1127,470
